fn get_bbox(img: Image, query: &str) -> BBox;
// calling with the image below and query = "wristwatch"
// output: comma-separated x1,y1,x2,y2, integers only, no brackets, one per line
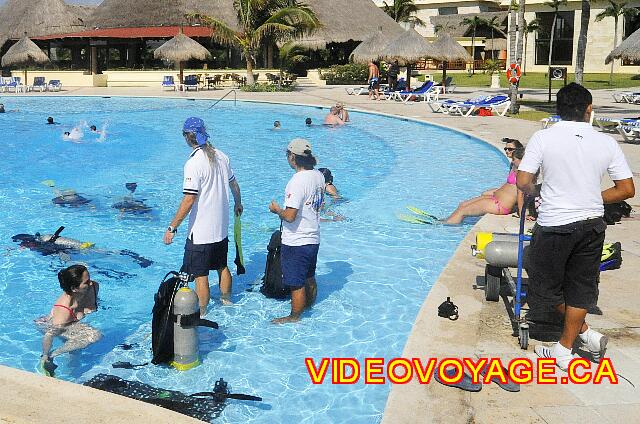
167,225,177,234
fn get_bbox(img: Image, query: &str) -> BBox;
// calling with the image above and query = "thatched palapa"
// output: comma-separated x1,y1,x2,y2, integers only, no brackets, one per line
0,0,89,48
154,29,211,83
88,0,239,31
350,28,393,64
606,27,640,64
296,0,405,49
1,35,49,67
431,33,472,63
379,29,439,65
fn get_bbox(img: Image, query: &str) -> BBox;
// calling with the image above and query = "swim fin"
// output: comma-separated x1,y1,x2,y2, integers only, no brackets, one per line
234,215,245,275
434,367,482,392
37,357,57,377
406,206,439,221
480,364,520,392
41,179,56,188
397,213,433,225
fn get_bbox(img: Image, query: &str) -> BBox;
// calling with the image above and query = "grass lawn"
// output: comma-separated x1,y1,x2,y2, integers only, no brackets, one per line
426,72,640,90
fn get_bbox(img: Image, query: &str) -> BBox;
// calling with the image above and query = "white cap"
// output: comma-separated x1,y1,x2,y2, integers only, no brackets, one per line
288,138,313,156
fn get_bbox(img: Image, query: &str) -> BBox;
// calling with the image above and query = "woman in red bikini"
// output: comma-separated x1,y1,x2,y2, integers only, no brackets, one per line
445,148,526,224
37,264,100,377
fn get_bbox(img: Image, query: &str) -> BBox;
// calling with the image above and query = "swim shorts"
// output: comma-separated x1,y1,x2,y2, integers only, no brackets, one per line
181,237,228,277
281,244,319,288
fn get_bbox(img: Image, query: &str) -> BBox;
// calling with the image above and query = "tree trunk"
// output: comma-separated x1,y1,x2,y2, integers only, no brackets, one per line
548,13,557,77
523,32,528,75
575,0,591,85
610,16,618,86
246,56,255,85
491,28,495,60
510,0,526,114
471,28,476,74
508,7,518,113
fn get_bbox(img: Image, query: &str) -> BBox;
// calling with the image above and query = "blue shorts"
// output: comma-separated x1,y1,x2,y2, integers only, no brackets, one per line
281,244,319,288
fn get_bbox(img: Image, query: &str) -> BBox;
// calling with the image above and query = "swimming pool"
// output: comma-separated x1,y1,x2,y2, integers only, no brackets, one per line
0,96,507,422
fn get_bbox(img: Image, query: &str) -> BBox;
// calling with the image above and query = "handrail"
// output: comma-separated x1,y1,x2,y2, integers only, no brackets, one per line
208,89,237,109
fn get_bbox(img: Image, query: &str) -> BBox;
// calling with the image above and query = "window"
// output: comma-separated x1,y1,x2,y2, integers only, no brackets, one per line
534,11,575,65
438,7,457,16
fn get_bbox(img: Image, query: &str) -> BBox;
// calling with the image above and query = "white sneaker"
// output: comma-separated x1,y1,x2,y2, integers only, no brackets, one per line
578,328,608,363
534,343,576,371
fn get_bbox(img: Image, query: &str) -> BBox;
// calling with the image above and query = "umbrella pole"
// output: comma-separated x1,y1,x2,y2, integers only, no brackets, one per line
406,64,411,91
25,69,28,86
442,62,448,89
180,62,184,85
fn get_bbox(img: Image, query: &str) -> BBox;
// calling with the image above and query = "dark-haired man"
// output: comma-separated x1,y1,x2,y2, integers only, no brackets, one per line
269,138,324,324
517,83,635,370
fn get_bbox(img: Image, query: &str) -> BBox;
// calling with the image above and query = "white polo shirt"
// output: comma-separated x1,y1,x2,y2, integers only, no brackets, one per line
519,121,633,226
183,147,235,244
281,170,325,246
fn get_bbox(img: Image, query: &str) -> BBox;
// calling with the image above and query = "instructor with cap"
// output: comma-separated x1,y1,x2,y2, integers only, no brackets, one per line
269,138,325,324
164,117,243,316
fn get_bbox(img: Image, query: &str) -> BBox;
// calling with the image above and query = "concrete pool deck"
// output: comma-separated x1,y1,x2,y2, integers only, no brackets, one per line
1,85,638,423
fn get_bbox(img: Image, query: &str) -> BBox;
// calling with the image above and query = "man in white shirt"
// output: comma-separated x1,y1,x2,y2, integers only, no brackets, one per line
517,83,635,370
269,138,325,324
163,117,243,316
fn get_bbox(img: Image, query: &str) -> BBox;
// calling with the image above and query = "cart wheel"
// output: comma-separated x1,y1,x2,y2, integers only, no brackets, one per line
484,265,501,302
519,324,529,350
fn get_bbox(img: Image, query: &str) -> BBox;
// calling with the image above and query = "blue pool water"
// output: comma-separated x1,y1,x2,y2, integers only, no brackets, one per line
0,96,507,422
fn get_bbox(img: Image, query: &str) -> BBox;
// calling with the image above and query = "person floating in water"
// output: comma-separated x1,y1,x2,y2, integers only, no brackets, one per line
36,264,101,377
305,117,312,126
12,226,153,268
47,117,59,125
42,180,91,207
112,182,152,215
273,121,282,130
0,103,4,113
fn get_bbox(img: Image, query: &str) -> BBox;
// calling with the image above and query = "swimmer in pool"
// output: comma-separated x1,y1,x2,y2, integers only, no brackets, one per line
273,121,282,130
37,264,101,377
305,117,312,126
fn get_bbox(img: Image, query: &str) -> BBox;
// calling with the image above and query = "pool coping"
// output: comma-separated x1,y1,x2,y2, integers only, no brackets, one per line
2,88,638,423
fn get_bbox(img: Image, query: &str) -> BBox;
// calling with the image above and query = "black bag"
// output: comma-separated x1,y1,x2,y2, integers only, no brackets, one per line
603,201,633,225
151,272,181,365
260,228,290,299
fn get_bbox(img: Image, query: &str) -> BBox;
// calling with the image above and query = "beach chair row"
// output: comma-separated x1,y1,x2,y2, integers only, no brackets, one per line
0,77,62,93
428,94,511,117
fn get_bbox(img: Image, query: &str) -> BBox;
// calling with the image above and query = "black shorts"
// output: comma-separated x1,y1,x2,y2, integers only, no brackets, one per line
181,237,228,278
526,218,606,310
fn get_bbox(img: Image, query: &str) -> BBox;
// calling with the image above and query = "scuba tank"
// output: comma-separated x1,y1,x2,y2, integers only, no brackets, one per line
151,271,218,371
171,285,200,371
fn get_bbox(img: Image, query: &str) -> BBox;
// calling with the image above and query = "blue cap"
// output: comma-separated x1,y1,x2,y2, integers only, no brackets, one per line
183,117,210,146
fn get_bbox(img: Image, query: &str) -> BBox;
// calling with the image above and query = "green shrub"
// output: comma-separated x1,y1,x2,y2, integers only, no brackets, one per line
240,83,296,92
321,64,369,85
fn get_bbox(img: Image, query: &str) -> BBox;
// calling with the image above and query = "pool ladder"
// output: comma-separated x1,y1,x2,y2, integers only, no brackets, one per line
209,90,237,109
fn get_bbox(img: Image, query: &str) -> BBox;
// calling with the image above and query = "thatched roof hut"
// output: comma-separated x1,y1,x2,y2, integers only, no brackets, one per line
350,28,393,64
154,31,212,63
88,0,239,30
431,33,472,62
1,35,49,67
0,0,89,48
606,27,640,64
379,29,439,65
299,0,405,48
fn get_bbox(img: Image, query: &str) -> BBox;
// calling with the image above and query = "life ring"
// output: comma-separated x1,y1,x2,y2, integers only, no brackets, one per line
506,63,521,84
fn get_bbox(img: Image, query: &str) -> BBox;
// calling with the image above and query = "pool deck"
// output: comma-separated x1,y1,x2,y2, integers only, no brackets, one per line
1,85,639,423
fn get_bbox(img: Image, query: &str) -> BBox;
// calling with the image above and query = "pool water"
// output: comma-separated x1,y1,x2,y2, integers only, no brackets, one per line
0,96,506,423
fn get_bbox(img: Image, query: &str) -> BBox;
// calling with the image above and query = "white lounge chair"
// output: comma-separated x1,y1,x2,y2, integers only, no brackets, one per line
48,80,62,92
30,76,47,92
612,92,640,104
617,125,640,143
345,86,368,96
446,95,511,117
162,75,176,91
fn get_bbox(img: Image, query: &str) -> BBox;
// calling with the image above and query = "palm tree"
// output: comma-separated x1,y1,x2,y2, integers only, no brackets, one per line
382,0,426,27
523,18,540,75
575,0,591,85
460,16,489,74
485,15,507,60
278,42,308,86
596,1,639,85
544,0,568,81
509,0,527,114
188,0,320,85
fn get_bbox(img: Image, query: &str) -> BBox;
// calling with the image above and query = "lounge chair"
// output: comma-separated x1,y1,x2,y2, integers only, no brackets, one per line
31,76,47,92
390,81,438,103
183,75,198,91
617,125,640,143
542,110,595,128
595,116,640,132
162,75,176,91
48,80,62,92
433,76,457,94
5,77,26,93
445,95,511,117
345,86,369,95
612,92,640,104
0,77,8,92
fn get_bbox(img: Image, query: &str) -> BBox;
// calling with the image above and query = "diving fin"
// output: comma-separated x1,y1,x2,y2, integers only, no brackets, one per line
41,179,55,188
406,206,439,221
234,215,245,275
49,226,65,244
397,213,433,225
